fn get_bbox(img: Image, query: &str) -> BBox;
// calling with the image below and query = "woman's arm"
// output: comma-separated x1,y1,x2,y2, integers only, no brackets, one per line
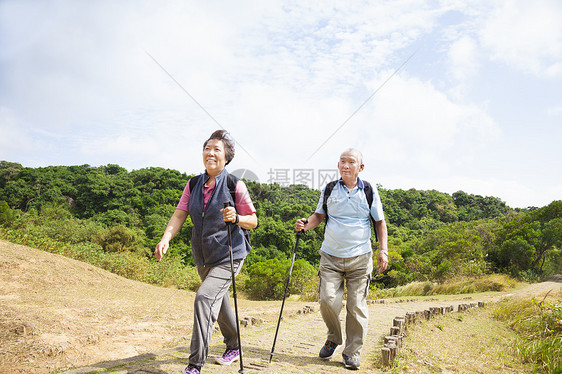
236,212,258,230
154,208,189,261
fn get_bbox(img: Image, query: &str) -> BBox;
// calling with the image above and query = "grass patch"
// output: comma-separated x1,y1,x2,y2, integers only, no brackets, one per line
0,226,201,291
389,307,535,373
389,274,520,297
493,292,562,373
433,274,519,294
389,281,436,297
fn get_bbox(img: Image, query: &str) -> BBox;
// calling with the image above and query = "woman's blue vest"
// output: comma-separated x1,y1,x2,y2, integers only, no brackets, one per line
188,169,251,267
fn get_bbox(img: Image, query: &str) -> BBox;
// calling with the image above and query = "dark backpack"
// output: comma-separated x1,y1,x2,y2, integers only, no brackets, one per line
322,180,378,241
188,173,251,243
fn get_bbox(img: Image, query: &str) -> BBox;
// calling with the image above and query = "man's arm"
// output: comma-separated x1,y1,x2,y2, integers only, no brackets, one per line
295,212,325,231
375,219,389,273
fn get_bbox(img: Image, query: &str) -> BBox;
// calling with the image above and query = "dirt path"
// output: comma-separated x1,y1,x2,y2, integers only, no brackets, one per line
1,241,560,374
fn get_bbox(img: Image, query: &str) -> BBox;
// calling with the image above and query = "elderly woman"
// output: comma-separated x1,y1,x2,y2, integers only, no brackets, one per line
155,130,257,374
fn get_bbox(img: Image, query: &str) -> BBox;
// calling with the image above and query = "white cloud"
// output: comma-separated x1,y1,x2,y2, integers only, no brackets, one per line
0,1,559,209
447,36,479,97
547,104,562,117
0,107,32,157
479,0,562,77
361,74,499,172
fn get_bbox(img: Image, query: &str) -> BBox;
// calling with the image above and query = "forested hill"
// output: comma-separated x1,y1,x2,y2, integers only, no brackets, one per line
0,161,513,223
1,161,560,288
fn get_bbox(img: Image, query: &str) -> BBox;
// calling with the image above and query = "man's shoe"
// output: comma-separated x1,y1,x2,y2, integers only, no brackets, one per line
214,348,240,365
319,340,339,360
342,353,360,370
182,365,201,374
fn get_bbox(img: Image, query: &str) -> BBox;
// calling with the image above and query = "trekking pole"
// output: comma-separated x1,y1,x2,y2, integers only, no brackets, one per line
224,201,245,374
268,220,307,363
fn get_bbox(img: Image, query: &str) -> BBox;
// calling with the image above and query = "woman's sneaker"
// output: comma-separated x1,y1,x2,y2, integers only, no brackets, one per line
182,365,201,374
214,348,240,365
319,340,339,359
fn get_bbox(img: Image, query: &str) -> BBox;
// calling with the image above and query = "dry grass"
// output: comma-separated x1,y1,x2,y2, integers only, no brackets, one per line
389,307,534,373
391,274,522,298
0,240,321,374
432,274,520,295
493,291,562,373
0,240,195,373
2,239,559,374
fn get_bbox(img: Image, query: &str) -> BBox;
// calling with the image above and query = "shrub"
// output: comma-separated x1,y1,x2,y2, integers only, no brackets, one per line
245,258,316,300
98,225,145,253
147,255,201,291
244,245,287,268
0,201,16,226
368,282,392,300
299,276,319,302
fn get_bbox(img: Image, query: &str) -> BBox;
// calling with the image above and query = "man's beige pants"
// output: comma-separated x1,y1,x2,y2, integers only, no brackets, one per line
318,251,373,359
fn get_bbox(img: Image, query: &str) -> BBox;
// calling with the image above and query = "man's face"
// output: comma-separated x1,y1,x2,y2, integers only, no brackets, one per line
338,151,364,181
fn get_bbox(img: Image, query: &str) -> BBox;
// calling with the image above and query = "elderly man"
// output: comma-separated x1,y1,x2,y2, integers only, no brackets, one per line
295,148,388,370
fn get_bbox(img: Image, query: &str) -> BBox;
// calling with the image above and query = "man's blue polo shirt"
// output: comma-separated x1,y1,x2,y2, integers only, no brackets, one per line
315,178,384,258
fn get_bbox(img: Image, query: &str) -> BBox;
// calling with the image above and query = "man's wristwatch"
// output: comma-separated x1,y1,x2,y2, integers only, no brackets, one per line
234,214,240,224
379,249,389,255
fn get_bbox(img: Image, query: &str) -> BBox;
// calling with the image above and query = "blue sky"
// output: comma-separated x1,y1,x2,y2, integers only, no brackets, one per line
1,0,561,208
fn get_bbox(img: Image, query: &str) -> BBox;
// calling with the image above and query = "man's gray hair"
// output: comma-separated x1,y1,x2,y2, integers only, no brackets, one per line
340,148,363,164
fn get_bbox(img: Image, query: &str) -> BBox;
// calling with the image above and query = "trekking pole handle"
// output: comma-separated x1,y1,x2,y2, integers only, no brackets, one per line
297,219,308,237
224,201,234,225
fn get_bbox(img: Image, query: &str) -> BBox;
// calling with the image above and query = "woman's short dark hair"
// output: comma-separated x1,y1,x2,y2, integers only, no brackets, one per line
203,130,235,165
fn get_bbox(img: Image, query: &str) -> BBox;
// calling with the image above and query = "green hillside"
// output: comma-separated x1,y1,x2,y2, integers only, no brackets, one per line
0,161,560,296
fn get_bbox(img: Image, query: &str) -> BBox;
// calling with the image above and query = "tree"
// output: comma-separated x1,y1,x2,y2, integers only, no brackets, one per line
490,201,562,277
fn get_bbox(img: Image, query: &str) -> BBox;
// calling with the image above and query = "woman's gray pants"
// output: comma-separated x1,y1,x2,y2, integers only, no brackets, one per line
189,259,243,368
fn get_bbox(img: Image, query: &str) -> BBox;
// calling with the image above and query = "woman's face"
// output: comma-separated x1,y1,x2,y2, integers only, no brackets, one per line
203,139,227,176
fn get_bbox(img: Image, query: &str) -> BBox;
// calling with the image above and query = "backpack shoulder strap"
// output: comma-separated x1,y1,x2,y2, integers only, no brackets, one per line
226,173,238,205
362,180,378,242
363,180,373,208
322,180,339,222
188,174,202,193
226,173,251,243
